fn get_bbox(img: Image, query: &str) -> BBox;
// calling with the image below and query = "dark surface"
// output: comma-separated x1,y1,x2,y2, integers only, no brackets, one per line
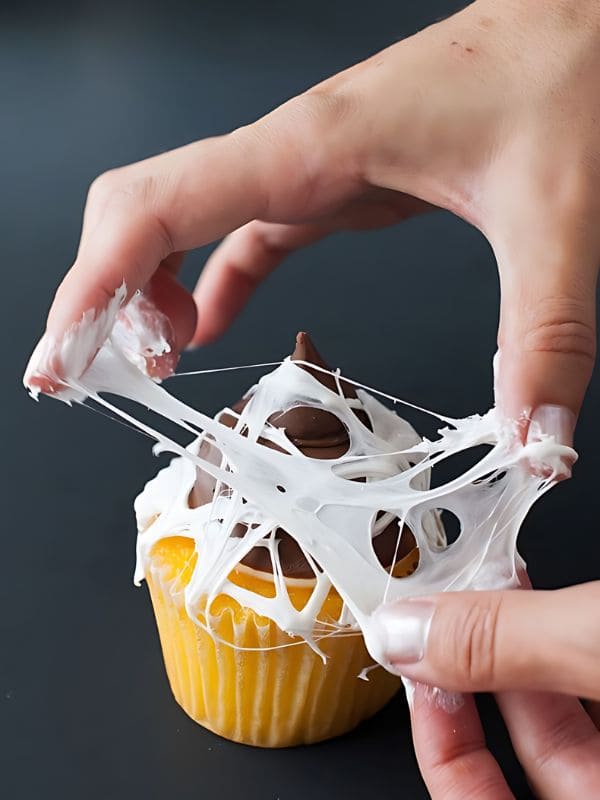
2,2,599,799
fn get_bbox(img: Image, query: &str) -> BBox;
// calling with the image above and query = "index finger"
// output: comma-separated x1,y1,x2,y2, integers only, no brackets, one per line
45,137,265,358
27,94,353,390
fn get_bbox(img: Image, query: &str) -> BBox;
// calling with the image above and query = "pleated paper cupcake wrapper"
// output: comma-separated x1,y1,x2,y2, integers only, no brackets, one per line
146,563,401,748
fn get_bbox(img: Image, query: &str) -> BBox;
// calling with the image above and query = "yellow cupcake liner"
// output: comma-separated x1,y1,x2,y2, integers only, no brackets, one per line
146,537,418,747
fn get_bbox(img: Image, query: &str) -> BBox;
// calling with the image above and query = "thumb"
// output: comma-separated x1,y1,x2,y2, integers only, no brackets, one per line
369,583,600,700
492,201,598,445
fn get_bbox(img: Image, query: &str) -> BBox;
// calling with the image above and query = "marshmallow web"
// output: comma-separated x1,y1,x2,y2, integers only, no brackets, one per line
64,339,574,669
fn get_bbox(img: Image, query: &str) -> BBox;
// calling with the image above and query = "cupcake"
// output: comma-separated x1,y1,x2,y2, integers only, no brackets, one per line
135,333,431,747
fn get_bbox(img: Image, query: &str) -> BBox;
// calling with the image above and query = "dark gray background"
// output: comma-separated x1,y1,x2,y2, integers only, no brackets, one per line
3,1,599,798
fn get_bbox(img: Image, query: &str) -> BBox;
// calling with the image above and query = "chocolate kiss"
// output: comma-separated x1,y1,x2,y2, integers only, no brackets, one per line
267,331,355,457
192,332,416,578
243,333,415,576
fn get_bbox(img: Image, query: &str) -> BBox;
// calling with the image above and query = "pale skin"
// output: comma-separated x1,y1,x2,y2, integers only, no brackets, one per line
25,0,600,796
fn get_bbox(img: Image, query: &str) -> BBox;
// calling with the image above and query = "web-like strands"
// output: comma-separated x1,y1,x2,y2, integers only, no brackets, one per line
70,343,572,666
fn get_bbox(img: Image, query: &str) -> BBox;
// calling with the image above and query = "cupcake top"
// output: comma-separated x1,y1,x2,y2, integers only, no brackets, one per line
132,330,536,654
26,281,570,663
192,332,416,579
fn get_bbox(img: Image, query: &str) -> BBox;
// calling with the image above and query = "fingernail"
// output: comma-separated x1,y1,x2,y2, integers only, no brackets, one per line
401,677,417,711
23,333,48,387
423,685,465,714
527,404,576,447
371,600,435,665
492,349,502,404
23,332,58,397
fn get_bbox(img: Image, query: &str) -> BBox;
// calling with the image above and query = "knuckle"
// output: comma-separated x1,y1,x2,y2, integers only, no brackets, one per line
292,87,358,131
431,754,508,797
233,87,359,218
254,86,358,160
88,170,163,211
115,174,156,206
522,297,596,363
531,706,595,772
448,594,502,687
228,80,363,221
246,221,291,259
87,168,125,205
85,169,174,256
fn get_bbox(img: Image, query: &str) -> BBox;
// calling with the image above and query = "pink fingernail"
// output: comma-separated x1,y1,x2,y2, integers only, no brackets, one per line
23,333,59,397
370,600,435,667
527,405,576,448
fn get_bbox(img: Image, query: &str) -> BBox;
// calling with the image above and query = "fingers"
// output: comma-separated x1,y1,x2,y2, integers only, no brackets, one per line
409,682,514,799
370,582,600,699
490,171,600,436
51,91,367,338
191,220,331,345
27,32,478,392
497,690,600,799
140,268,198,378
494,264,596,444
191,190,431,345
24,264,197,394
47,133,287,340
26,93,361,391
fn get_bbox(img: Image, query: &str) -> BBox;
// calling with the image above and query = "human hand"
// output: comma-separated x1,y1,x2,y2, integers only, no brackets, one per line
24,1,600,794
372,580,600,798
25,0,599,430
